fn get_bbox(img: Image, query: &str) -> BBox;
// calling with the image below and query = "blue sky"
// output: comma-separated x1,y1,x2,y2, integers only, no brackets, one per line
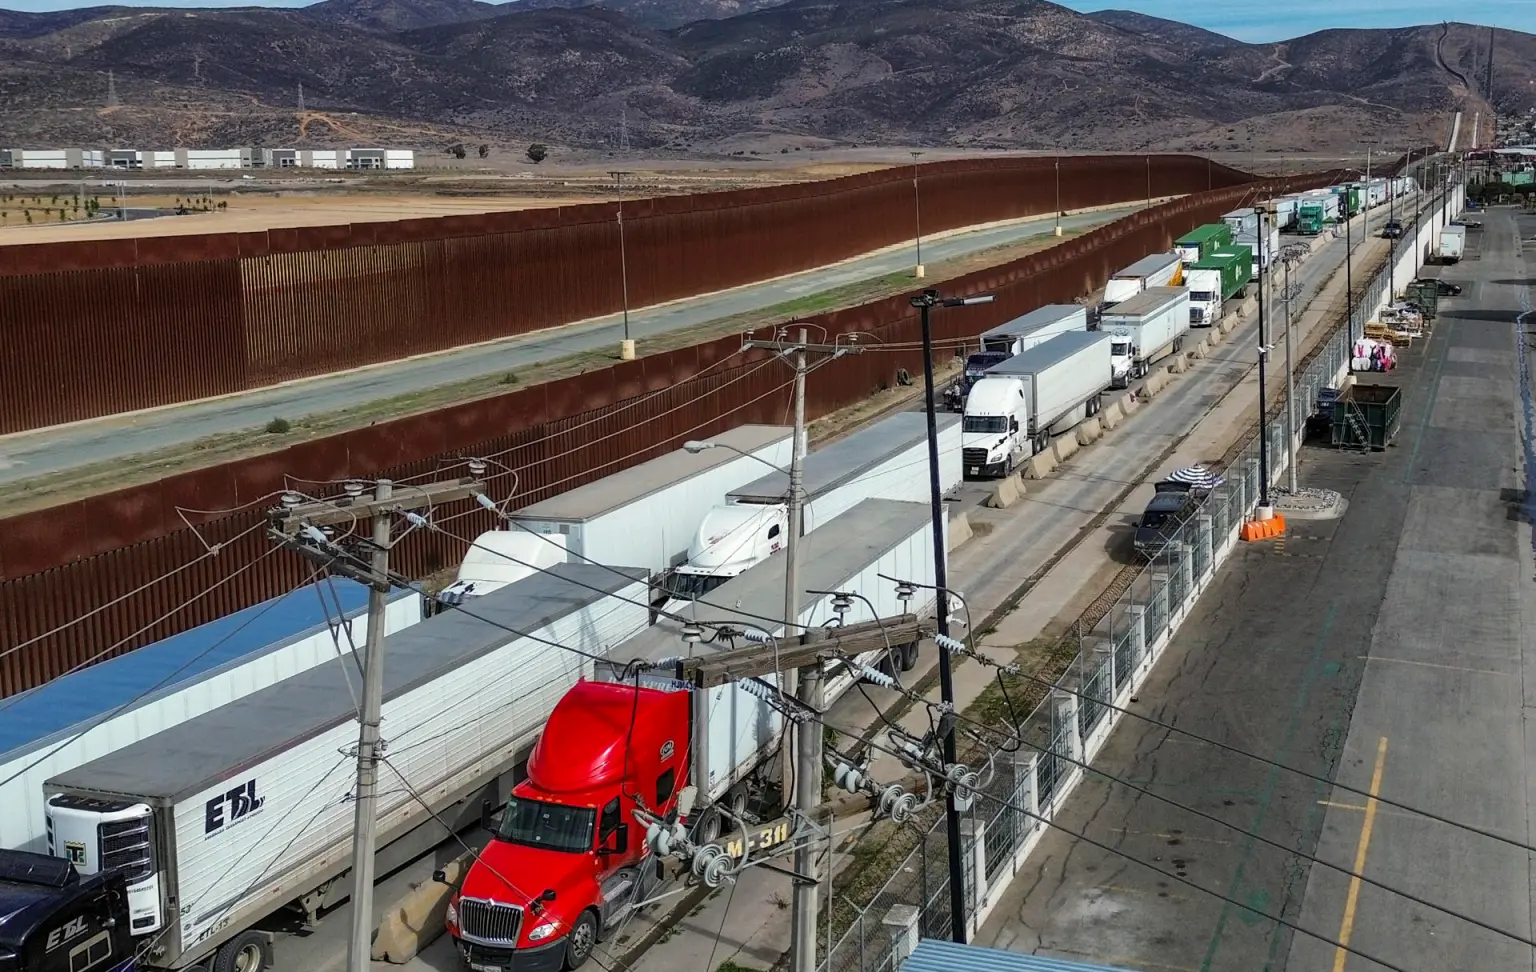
1056,0,1531,42
1,0,1530,40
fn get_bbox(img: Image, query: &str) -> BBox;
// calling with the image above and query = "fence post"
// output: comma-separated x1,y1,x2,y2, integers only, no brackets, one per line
1053,689,1082,766
1197,515,1214,579
958,818,987,932
1176,541,1194,611
1127,604,1148,669
881,905,921,966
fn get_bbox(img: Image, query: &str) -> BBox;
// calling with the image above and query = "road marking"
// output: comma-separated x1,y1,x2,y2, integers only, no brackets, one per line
1357,654,1513,677
1332,736,1388,972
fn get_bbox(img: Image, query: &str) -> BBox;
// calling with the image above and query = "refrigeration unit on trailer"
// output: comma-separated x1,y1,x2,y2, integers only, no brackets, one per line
41,564,652,972
442,500,941,972
0,579,421,857
963,331,1114,475
1174,223,1233,265
1222,208,1259,237
1102,286,1191,386
1186,246,1250,325
978,304,1087,355
497,424,794,608
1102,253,1184,306
668,411,960,605
1234,227,1277,279
1272,196,1300,231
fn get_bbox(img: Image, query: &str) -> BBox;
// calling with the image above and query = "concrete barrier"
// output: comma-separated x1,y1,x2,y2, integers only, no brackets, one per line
948,509,974,549
1024,451,1057,479
1076,416,1102,446
372,853,473,963
1052,434,1079,463
985,477,1024,509
1189,339,1209,360
1099,403,1122,431
1141,370,1168,399
1169,355,1189,375
1120,393,1141,415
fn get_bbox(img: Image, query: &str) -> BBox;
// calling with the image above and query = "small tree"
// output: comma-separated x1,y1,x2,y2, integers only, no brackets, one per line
478,144,489,159
526,143,548,164
24,211,32,224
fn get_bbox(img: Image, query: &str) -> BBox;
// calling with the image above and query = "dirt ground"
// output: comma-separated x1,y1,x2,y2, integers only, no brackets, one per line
0,190,601,243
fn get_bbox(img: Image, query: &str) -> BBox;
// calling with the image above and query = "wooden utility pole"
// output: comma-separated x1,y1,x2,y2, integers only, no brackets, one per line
268,475,483,972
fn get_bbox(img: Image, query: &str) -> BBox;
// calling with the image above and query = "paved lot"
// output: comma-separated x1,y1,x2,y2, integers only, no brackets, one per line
973,207,1536,972
0,204,1142,485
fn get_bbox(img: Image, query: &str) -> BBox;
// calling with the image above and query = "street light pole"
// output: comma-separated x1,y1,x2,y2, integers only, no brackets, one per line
611,170,635,361
910,287,993,944
1054,158,1063,237
911,151,925,278
1278,245,1308,495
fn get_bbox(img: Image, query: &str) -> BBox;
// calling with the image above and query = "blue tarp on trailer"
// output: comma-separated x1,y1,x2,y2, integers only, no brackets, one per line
903,940,1144,972
0,578,372,760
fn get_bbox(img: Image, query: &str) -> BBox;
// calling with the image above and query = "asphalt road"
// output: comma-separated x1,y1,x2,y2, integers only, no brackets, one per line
972,208,1535,972
0,204,1142,484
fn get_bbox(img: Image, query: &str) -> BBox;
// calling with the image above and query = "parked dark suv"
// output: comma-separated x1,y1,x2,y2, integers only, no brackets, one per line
1382,220,1404,239
1414,277,1462,296
1132,489,1203,558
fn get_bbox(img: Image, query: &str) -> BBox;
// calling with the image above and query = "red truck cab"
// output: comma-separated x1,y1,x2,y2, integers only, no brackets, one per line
447,679,691,972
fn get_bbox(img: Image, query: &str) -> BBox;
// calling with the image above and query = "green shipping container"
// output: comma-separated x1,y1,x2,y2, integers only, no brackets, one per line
1404,281,1439,320
1175,223,1233,261
1193,245,1251,302
1331,384,1402,451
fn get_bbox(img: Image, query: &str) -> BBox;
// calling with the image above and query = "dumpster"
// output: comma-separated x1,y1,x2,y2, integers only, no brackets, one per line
1331,384,1402,450
1404,281,1439,320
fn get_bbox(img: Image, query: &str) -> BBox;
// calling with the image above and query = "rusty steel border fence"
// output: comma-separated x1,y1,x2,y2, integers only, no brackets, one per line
0,154,1257,434
0,161,1381,697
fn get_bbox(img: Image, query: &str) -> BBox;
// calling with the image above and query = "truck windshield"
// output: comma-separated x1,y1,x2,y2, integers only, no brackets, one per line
962,415,1008,434
1110,341,1129,357
1190,291,1214,302
666,571,732,601
497,796,596,854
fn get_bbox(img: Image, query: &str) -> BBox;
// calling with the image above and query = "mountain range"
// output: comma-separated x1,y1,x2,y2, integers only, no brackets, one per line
0,0,1530,156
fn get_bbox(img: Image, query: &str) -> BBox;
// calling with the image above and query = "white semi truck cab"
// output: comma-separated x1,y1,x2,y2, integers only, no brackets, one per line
960,377,1027,478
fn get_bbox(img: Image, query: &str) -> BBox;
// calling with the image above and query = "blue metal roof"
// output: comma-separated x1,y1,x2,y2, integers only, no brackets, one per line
903,940,1144,972
0,578,377,761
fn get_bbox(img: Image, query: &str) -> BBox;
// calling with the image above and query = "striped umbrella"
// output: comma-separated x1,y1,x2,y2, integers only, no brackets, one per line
1167,465,1225,489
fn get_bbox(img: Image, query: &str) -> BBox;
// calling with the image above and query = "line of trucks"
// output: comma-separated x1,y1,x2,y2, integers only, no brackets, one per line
0,412,960,972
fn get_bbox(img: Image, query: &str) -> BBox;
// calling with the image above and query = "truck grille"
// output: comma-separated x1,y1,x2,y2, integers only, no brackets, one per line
99,817,153,882
962,448,989,467
459,898,524,946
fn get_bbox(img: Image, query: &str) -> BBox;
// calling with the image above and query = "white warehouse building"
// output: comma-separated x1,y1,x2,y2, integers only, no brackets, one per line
0,146,415,170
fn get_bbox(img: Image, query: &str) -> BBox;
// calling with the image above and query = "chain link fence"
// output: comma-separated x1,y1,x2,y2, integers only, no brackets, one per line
817,184,1458,972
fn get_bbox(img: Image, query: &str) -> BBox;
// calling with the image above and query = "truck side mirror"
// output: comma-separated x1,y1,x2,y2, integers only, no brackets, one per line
602,825,629,855
432,869,452,887
480,799,497,835
1009,417,1019,432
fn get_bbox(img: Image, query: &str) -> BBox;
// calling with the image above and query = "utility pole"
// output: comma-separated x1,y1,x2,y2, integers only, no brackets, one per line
1254,205,1272,513
739,329,860,972
1345,186,1354,346
910,151,925,279
611,171,635,361
268,475,483,972
909,288,994,944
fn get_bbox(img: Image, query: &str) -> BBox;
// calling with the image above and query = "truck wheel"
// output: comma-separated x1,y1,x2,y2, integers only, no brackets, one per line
213,931,270,972
563,910,599,970
900,641,919,672
691,809,722,846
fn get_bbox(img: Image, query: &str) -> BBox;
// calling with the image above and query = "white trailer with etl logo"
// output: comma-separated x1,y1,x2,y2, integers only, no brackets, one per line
41,564,650,972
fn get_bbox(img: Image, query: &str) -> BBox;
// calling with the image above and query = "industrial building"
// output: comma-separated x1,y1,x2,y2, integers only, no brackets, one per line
0,146,415,170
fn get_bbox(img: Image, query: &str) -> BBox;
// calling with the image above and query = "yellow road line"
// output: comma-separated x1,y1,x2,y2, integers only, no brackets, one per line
1333,736,1389,972
1358,654,1513,677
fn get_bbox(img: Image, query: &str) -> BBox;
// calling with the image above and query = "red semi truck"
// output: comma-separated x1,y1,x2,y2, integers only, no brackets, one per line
445,679,685,972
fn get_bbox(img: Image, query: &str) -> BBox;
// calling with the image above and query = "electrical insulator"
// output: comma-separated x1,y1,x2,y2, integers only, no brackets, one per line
281,491,302,509
935,634,967,656
857,663,894,689
468,457,488,477
947,765,980,812
878,785,920,824
690,843,726,880
829,592,853,620
653,656,683,668
830,761,865,793
681,623,703,646
894,581,916,606
344,480,366,498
